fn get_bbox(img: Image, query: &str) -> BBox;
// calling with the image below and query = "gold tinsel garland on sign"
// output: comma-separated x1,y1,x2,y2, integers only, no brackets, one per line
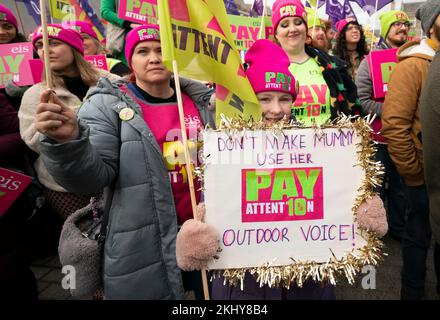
196,115,386,289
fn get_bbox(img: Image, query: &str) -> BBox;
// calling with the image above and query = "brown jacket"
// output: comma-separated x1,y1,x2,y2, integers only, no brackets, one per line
18,70,120,191
382,39,435,186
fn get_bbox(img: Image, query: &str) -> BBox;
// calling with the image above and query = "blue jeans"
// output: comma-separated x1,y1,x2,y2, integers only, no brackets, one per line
401,185,432,299
375,144,408,238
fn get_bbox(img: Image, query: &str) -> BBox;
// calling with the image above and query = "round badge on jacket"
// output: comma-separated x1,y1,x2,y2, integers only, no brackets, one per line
119,107,135,121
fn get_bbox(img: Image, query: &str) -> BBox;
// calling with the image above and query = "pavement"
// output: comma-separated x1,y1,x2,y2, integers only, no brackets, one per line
30,235,439,300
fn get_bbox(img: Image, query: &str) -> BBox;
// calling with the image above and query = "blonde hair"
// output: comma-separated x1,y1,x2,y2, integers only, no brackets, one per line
44,47,100,88
94,38,107,55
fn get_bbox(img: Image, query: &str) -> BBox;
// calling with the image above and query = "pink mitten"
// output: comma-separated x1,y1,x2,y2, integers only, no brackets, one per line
176,203,220,271
356,195,388,238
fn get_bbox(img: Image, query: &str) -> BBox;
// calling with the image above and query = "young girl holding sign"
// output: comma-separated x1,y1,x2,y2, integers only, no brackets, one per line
176,38,388,299
18,24,119,220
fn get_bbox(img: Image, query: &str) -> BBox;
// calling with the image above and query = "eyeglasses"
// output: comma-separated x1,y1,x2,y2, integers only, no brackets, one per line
393,21,411,29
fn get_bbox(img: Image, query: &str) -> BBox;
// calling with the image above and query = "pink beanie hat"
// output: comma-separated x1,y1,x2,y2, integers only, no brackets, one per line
125,24,160,68
32,24,84,55
64,21,99,41
335,17,357,33
0,4,18,30
245,39,297,99
271,0,308,32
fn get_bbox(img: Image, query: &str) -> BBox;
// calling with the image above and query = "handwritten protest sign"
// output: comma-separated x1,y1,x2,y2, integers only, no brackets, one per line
0,43,34,89
202,121,384,286
227,15,273,51
0,168,33,218
367,48,398,99
118,0,157,25
85,55,108,71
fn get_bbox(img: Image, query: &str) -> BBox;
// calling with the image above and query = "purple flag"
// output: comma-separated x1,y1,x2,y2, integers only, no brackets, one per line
76,0,105,36
224,0,240,15
326,0,344,25
15,0,51,25
344,0,356,18
326,0,358,25
250,0,263,17
349,0,393,16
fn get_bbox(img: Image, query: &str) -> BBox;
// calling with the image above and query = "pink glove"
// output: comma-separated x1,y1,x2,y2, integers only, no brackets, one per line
176,203,221,271
356,195,388,238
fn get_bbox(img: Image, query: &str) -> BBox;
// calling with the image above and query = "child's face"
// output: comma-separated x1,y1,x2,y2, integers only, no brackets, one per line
257,91,293,124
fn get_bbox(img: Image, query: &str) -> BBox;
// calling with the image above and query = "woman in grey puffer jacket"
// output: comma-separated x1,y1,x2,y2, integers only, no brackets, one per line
34,25,216,299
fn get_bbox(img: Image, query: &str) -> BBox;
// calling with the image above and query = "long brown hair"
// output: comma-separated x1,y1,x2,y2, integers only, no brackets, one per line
334,21,369,69
45,47,100,87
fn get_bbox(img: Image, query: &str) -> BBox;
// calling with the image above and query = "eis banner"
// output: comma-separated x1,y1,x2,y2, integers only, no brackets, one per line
0,42,34,89
0,168,33,218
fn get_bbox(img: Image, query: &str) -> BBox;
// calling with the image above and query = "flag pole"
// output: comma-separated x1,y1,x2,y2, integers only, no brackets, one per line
39,0,53,89
258,0,267,39
370,0,379,49
172,60,211,301
311,1,319,38
13,1,27,36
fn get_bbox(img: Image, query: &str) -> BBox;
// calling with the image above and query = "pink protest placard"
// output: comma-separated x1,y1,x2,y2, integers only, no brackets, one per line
118,0,158,25
0,167,33,218
0,42,34,89
85,55,109,71
29,59,44,84
241,167,324,222
367,48,398,99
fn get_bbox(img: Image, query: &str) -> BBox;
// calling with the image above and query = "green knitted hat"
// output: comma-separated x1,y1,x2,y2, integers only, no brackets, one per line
379,10,410,40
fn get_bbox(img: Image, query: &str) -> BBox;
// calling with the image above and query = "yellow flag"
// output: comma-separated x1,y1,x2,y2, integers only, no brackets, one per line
49,0,74,20
157,0,261,124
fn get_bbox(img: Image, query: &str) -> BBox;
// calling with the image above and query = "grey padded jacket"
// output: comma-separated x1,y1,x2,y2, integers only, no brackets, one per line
39,77,214,299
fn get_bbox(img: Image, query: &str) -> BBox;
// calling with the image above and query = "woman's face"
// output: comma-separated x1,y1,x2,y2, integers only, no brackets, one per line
0,21,17,44
345,23,361,45
257,91,293,124
131,41,171,85
35,39,75,72
81,33,100,55
275,17,307,53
